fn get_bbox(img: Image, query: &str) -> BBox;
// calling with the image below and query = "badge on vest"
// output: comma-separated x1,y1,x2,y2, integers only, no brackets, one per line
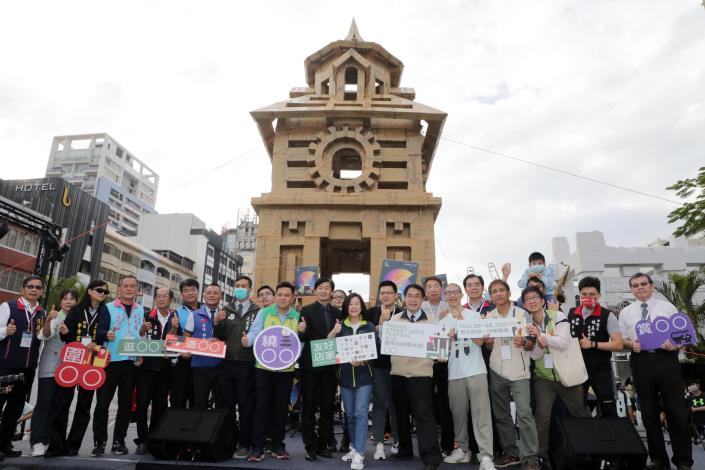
20,332,32,348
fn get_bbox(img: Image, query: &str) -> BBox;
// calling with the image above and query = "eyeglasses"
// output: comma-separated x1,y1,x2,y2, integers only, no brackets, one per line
630,282,650,288
445,290,462,296
524,296,542,302
332,295,346,300
405,294,423,300
25,284,43,290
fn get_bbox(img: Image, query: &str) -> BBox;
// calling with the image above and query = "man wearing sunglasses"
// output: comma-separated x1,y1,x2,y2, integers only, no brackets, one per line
0,275,47,458
619,272,692,470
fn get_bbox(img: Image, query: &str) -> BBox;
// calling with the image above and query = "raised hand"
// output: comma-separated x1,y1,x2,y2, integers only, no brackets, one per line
513,334,524,348
632,339,641,353
107,327,116,342
59,321,69,335
47,305,58,320
501,263,512,280
140,321,152,336
241,331,250,347
214,309,226,325
298,317,307,333
6,319,16,336
331,319,342,335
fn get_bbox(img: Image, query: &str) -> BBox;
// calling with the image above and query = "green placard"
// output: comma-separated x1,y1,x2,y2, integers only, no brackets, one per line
118,339,175,357
311,338,338,367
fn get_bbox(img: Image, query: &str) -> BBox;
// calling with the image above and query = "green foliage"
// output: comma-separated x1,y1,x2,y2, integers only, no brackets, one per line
666,166,705,237
656,268,705,361
45,276,86,310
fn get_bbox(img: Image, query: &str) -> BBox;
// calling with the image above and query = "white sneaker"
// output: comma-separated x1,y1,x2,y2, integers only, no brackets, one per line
391,442,399,454
342,448,357,462
31,443,45,457
479,455,497,470
351,452,365,470
444,448,469,464
374,442,386,460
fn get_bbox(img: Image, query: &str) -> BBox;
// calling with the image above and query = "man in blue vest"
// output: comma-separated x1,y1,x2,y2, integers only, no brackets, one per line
171,278,201,408
184,282,223,410
0,275,47,459
92,275,145,457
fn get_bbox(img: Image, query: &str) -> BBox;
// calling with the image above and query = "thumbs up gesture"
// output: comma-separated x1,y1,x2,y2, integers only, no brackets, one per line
214,309,226,325
47,305,58,321
298,316,307,333
331,319,342,335
107,327,116,342
6,319,16,336
140,321,152,336
59,321,69,335
241,331,250,347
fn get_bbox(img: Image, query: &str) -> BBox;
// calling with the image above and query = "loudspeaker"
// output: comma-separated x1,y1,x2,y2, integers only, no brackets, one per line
147,408,235,462
550,417,647,470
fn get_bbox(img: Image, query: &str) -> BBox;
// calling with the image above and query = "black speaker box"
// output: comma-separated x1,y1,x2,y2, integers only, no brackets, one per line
550,417,647,470
147,408,235,462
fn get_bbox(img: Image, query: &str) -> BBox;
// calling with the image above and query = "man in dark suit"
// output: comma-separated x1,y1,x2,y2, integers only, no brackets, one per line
298,278,342,461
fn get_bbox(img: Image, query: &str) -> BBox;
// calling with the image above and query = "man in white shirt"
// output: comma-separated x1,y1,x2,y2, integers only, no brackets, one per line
619,272,692,470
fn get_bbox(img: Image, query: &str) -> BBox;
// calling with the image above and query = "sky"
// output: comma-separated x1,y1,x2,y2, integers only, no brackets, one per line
1,1,704,299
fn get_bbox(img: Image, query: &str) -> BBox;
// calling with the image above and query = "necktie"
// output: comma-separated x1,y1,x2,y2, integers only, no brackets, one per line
237,304,243,316
324,305,331,330
409,313,415,323
210,309,216,322
640,303,649,321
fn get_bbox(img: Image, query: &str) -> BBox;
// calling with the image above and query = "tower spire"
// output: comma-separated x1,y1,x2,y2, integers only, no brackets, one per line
345,18,363,41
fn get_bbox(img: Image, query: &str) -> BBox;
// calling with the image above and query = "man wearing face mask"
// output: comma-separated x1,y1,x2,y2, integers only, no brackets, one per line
213,275,260,459
567,277,623,418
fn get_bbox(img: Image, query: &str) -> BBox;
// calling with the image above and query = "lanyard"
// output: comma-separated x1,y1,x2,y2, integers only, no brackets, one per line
535,310,549,334
84,308,98,331
21,303,39,333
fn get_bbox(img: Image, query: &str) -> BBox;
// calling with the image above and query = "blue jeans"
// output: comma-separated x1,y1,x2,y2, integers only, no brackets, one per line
340,384,373,454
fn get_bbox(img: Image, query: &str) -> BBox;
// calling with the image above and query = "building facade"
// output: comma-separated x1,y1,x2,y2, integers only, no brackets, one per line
45,133,159,235
100,227,197,309
0,197,50,303
552,231,705,310
0,177,109,286
135,213,243,303
223,210,258,280
250,22,446,303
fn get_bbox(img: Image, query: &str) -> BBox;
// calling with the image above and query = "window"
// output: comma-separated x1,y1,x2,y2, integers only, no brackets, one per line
344,67,358,101
0,266,26,293
207,247,214,258
205,266,212,275
102,243,122,259
332,148,362,179
0,226,40,255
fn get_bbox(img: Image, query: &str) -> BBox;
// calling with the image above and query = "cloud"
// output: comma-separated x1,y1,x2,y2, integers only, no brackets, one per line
1,0,704,293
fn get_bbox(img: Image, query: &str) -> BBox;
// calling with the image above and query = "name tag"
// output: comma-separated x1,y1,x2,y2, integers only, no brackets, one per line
544,353,553,369
82,336,92,346
20,332,32,348
500,345,512,360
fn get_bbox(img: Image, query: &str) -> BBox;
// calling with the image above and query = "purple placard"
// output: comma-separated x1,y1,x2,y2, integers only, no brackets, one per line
635,312,696,351
253,325,302,371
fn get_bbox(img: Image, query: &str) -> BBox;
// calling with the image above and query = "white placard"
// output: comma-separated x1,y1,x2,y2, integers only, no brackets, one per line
455,317,524,339
381,321,450,359
337,332,377,363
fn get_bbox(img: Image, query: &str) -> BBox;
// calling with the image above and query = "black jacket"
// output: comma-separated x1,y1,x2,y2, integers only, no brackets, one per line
365,305,403,369
298,301,343,370
141,308,182,371
61,303,110,346
213,300,260,362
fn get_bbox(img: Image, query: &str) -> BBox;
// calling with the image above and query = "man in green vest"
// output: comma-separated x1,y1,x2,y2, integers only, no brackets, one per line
242,281,305,463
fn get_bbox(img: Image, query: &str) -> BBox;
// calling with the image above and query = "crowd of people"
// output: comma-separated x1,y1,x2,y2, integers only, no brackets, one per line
0,250,700,470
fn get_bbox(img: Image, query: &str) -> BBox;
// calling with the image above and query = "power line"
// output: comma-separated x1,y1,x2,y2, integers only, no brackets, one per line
174,145,261,190
440,136,682,206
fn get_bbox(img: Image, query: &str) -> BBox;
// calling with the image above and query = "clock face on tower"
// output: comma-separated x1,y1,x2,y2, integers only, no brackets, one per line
307,125,381,193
